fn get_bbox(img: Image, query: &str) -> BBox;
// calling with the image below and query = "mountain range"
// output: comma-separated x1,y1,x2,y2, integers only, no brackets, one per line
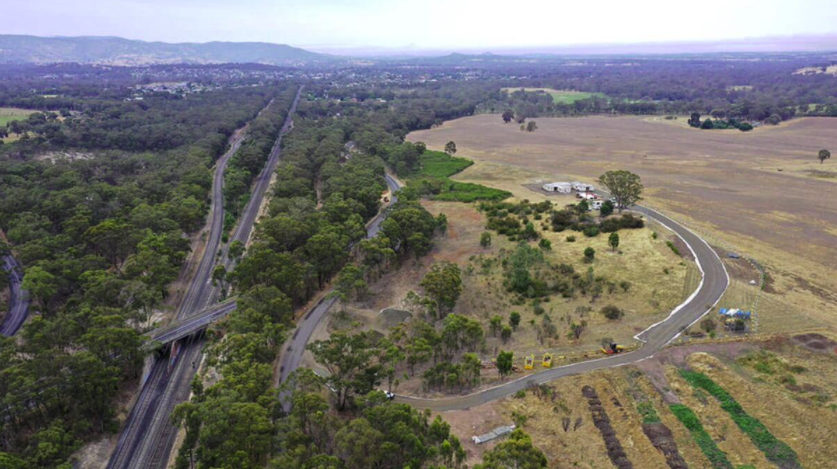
0,35,329,66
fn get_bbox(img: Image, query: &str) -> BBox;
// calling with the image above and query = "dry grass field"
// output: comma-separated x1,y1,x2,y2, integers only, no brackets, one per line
326,199,696,396
408,115,837,334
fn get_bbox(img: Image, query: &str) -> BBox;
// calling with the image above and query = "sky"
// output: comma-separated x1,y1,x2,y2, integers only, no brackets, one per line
5,0,837,54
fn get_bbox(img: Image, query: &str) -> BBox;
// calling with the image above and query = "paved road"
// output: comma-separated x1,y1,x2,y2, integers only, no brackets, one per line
395,204,729,411
0,255,28,337
107,88,302,469
277,173,401,409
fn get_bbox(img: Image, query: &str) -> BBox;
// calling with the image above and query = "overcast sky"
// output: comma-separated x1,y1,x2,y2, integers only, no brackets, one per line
5,0,837,53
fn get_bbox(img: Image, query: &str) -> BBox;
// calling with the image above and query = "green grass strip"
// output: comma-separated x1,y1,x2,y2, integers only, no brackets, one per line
669,404,734,469
408,151,511,202
415,150,473,178
679,370,801,469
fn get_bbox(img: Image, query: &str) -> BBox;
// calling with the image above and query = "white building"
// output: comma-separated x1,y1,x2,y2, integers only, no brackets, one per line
542,182,573,193
572,181,595,192
590,200,604,210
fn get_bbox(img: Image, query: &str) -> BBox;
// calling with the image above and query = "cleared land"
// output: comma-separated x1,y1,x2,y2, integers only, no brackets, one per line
408,115,837,336
502,87,606,104
0,107,36,126
442,336,837,469
321,198,695,397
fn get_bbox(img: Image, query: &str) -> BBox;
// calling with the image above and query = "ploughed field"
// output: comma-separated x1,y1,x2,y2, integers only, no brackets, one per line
408,115,837,330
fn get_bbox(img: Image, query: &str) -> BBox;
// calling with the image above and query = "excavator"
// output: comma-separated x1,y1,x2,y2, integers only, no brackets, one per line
600,342,626,355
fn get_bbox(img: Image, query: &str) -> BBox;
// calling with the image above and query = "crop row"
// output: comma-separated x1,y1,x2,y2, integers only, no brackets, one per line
679,370,801,469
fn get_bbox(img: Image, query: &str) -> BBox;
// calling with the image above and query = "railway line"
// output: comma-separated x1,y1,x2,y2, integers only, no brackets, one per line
106,87,302,469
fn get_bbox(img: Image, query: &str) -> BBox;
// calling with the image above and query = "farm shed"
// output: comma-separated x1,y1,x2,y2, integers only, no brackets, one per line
543,182,572,193
572,181,595,192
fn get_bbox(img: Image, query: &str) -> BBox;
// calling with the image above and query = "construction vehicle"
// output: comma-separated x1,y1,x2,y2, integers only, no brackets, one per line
524,354,535,370
600,343,625,355
541,353,553,368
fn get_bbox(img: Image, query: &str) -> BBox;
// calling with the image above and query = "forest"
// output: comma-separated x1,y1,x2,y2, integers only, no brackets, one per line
0,77,285,467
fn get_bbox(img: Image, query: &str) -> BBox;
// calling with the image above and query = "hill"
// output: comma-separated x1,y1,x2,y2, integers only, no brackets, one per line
0,35,330,66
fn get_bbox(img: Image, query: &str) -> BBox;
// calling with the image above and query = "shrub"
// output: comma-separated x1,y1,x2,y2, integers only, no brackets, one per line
666,240,681,256
584,247,595,262
566,235,576,242
600,200,614,217
538,238,552,251
600,305,624,320
583,226,599,237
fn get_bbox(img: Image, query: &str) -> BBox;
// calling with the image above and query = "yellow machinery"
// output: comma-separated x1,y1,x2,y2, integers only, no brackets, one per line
541,353,553,368
600,343,626,355
524,354,535,370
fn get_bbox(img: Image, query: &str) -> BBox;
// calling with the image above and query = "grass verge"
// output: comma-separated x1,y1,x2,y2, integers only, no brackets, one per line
679,369,801,469
669,404,734,469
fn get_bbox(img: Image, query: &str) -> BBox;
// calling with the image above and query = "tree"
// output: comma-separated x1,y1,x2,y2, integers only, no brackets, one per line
436,213,448,234
818,149,831,164
502,110,514,123
228,240,246,262
509,311,521,331
444,141,457,156
84,219,139,272
584,247,595,262
490,315,503,337
22,266,58,314
526,121,538,132
211,265,228,296
600,305,624,320
497,350,514,379
688,112,702,128
600,200,614,217
420,262,463,319
480,231,492,249
501,325,513,343
334,265,368,302
475,429,548,469
308,332,378,410
598,170,643,212
608,232,620,251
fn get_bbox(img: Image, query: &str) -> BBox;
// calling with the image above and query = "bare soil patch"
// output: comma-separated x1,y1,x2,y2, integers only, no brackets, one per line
583,385,635,469
641,422,689,469
792,332,837,353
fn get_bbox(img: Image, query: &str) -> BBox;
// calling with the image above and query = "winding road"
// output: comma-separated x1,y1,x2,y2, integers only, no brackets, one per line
0,255,28,337
277,173,400,408
107,88,302,469
395,203,729,411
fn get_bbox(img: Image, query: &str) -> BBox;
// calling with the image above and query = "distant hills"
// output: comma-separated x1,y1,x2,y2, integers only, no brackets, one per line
0,35,330,66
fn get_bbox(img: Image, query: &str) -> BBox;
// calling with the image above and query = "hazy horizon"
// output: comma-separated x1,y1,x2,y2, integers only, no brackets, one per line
4,0,837,55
